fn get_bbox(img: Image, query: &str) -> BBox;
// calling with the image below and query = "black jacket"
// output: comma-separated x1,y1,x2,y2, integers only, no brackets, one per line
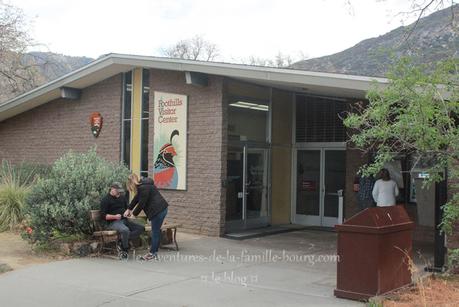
100,193,127,221
128,177,168,219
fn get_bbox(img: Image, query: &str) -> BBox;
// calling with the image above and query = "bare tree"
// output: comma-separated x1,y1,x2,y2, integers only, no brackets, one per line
342,0,457,54
346,0,457,38
160,35,220,61
0,1,43,102
162,34,307,68
345,0,456,18
394,0,458,41
394,0,456,21
238,51,308,68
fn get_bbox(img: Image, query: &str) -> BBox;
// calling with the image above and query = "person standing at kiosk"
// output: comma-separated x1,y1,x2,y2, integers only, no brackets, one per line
372,168,399,207
354,175,375,210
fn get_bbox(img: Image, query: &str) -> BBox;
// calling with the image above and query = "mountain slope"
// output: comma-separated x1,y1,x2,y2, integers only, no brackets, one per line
25,52,94,81
291,5,459,77
0,52,93,103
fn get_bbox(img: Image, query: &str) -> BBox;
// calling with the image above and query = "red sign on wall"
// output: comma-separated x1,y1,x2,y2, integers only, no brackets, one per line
89,112,103,137
302,180,316,191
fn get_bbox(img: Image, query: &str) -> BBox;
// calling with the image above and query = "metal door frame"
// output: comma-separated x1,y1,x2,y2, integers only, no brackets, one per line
292,144,345,227
245,147,270,228
225,144,271,231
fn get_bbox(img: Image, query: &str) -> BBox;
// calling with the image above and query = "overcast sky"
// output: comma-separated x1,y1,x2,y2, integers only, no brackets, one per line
11,0,445,61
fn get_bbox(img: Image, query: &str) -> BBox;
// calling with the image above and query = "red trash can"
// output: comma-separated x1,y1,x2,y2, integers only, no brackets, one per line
334,205,415,301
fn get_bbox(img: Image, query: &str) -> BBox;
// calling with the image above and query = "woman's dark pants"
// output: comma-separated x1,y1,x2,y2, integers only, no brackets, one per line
150,207,168,254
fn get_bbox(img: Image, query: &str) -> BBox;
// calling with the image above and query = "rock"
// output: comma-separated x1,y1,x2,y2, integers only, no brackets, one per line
0,262,13,274
60,243,71,255
71,242,91,257
89,242,100,252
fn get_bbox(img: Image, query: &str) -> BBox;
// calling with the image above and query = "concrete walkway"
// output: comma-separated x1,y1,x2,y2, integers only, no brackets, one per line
0,230,363,307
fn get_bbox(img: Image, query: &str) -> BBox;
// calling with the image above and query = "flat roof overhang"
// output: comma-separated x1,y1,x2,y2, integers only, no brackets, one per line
0,54,388,122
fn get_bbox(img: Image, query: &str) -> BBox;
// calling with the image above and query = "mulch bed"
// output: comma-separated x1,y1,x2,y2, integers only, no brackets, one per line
383,274,459,307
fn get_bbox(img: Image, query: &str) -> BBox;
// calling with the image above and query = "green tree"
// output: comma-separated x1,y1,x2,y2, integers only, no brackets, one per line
343,57,459,260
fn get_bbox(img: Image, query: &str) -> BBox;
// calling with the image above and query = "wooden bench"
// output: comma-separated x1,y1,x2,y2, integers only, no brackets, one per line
144,222,181,251
90,210,181,252
89,210,119,254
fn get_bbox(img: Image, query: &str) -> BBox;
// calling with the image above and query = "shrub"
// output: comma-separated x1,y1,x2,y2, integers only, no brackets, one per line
0,160,45,232
26,148,130,243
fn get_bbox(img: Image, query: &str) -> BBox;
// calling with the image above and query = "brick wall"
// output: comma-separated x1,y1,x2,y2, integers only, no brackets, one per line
0,74,123,164
148,69,225,236
0,70,227,237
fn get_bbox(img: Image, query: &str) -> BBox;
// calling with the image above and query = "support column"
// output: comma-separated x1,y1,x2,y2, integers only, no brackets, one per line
130,68,143,176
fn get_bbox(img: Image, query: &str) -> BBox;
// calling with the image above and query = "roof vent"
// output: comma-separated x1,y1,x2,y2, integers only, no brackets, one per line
60,87,82,100
185,72,208,87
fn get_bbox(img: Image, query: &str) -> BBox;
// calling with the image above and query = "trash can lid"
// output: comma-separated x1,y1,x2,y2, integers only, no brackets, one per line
336,205,414,232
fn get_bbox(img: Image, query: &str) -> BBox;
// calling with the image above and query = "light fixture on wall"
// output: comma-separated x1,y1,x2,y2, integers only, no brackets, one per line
229,101,269,112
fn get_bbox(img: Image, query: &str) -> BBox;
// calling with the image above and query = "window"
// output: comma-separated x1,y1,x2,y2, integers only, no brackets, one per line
140,69,150,178
122,71,132,167
121,69,150,177
296,95,348,143
226,80,271,143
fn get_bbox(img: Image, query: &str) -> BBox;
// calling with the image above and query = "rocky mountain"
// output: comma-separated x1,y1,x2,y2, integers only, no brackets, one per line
291,5,459,77
0,52,93,103
25,52,94,81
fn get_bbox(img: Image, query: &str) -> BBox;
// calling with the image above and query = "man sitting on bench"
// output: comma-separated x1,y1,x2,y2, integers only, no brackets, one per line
100,182,144,259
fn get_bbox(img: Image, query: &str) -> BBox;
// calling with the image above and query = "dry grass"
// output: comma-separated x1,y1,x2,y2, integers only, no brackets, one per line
384,275,459,307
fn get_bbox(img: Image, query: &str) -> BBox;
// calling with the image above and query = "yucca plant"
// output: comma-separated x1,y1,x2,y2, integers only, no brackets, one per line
0,160,41,186
0,183,31,231
0,160,40,232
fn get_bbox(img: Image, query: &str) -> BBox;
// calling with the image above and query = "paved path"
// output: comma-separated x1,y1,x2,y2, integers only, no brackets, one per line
0,230,363,307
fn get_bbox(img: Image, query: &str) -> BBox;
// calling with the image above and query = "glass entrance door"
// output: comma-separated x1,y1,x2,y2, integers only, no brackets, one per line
226,146,244,223
295,150,321,225
246,148,269,227
226,146,270,231
295,149,345,227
